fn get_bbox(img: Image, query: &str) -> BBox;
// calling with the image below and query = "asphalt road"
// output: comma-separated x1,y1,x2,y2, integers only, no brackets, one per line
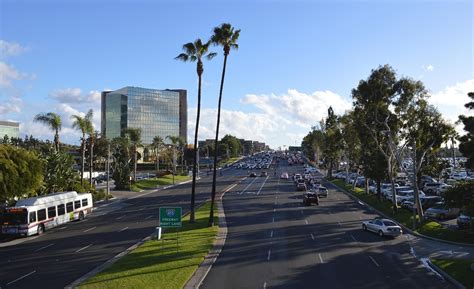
201,161,457,289
0,169,246,289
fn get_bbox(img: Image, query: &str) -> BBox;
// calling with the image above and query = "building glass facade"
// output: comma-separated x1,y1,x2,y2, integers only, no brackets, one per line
101,87,187,145
0,121,20,139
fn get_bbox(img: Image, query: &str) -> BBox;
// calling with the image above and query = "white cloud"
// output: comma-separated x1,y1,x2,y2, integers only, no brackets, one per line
429,79,474,135
422,64,435,72
49,88,101,106
0,98,22,114
0,40,29,58
0,61,27,88
188,89,352,148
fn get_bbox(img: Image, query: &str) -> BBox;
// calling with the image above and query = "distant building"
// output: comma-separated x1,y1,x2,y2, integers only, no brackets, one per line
101,86,187,145
0,121,20,139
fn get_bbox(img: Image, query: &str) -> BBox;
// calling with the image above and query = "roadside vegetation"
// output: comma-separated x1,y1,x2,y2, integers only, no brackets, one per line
131,174,191,192
430,258,474,289
78,202,218,289
331,179,474,244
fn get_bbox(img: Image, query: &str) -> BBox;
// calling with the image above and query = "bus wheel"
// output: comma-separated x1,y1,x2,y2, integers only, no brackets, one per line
79,211,84,221
37,225,44,235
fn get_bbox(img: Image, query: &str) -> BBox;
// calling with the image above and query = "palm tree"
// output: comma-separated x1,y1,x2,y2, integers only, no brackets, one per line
209,23,240,226
166,135,182,182
176,39,216,223
71,113,89,186
124,128,142,182
152,136,164,171
84,109,94,185
34,112,62,152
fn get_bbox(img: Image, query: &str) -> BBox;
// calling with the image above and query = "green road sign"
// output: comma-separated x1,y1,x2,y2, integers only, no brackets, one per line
159,207,182,227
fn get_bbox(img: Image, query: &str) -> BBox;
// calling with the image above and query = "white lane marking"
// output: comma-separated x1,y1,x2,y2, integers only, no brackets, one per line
257,176,269,195
119,227,129,232
310,233,315,240
369,256,380,267
116,215,124,220
273,208,276,213
238,177,258,194
267,249,271,261
145,215,153,220
300,210,304,215
272,217,275,223
270,230,273,238
263,282,267,289
34,243,54,252
358,200,365,206
58,226,67,230
7,270,36,285
305,219,308,225
83,226,97,233
318,253,324,264
76,243,93,253
351,235,357,242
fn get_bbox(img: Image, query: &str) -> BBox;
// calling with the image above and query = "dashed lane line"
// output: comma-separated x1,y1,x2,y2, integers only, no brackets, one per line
7,270,36,286
310,233,315,240
318,253,324,264
119,227,129,232
76,243,93,253
270,230,273,238
369,256,380,267
83,226,97,233
34,243,54,252
267,249,271,261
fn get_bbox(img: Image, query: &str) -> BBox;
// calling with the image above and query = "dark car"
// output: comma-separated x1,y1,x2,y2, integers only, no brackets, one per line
303,192,319,206
457,213,474,229
260,171,268,177
297,183,307,191
249,172,257,177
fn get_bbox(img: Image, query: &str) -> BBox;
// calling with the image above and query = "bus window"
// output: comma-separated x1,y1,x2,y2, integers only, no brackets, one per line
66,202,73,213
38,209,46,221
74,200,81,210
58,204,65,216
82,199,88,207
2,209,27,225
48,206,56,218
29,211,36,223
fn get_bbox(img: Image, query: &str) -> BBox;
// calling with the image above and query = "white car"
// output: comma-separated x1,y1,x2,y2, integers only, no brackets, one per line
362,218,403,237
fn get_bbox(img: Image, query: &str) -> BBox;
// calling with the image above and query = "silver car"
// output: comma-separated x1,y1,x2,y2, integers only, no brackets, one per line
362,218,403,237
425,204,460,220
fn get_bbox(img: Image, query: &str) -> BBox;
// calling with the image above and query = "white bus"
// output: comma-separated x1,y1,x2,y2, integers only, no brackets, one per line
0,191,93,237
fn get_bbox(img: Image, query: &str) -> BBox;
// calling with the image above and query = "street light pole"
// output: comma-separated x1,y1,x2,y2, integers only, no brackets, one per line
106,143,110,200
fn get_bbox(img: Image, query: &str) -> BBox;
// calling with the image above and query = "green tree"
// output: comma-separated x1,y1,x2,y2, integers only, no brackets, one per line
34,112,62,152
71,110,93,186
152,136,164,171
301,123,325,165
0,145,44,205
110,137,131,190
40,149,79,194
124,128,142,182
220,134,242,157
323,107,342,179
458,92,474,169
209,23,240,226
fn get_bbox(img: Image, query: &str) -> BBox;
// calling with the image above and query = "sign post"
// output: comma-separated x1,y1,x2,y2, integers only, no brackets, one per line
159,207,182,253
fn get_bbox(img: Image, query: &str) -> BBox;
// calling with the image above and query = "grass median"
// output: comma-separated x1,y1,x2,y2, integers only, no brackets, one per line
131,174,191,192
330,179,474,244
78,202,218,289
430,258,474,289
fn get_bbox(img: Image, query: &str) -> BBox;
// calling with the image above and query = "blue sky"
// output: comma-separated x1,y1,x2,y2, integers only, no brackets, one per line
1,0,473,148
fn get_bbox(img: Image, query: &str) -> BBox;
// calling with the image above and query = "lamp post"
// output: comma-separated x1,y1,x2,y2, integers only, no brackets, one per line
106,143,110,200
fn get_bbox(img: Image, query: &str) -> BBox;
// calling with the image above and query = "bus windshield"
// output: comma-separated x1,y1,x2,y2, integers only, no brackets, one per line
1,209,28,225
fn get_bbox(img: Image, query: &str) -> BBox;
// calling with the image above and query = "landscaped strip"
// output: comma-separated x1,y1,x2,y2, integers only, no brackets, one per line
330,179,474,244
78,202,218,289
431,258,474,289
131,174,191,191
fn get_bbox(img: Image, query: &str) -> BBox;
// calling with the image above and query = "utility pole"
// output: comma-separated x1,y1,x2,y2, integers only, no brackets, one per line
107,143,110,200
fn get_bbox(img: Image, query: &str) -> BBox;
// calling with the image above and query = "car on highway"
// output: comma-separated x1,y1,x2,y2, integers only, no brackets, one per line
362,218,402,237
425,204,461,220
297,182,307,191
249,172,257,177
303,192,319,206
317,186,328,197
260,171,268,177
280,172,289,179
457,213,474,229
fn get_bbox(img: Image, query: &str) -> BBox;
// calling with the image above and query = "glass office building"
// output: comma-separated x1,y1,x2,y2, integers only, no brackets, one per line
101,87,187,145
0,121,20,139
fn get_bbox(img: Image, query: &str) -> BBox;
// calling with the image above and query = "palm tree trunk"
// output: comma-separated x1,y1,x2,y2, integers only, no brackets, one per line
190,73,202,223
81,134,85,186
209,54,228,227
89,137,94,185
55,129,60,152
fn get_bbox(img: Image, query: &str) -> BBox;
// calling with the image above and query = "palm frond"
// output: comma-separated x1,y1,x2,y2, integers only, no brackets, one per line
206,52,217,60
183,42,196,55
175,53,189,62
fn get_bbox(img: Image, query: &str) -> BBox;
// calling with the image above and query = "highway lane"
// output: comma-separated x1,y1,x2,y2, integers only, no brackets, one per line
0,168,245,289
201,161,456,289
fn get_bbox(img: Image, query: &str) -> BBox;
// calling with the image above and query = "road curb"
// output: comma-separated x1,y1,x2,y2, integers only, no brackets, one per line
426,259,467,289
325,179,474,248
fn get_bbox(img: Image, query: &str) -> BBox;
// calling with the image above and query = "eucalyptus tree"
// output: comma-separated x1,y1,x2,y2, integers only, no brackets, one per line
323,107,342,179
34,112,62,152
459,92,474,170
71,112,89,186
339,111,362,190
124,128,142,182
209,23,241,226
152,136,164,171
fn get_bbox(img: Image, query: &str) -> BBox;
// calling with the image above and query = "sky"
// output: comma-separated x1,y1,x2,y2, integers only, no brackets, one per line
1,0,473,149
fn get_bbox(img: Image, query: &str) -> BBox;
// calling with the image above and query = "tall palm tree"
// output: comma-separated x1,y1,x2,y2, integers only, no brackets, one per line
152,136,164,171
71,113,89,186
166,135,182,177
124,128,142,182
209,23,240,226
84,109,94,185
176,39,216,223
34,112,62,152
